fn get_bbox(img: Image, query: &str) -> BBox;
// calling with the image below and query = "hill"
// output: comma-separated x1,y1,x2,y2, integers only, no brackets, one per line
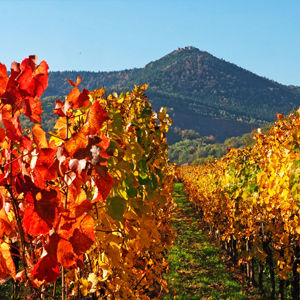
41,46,300,142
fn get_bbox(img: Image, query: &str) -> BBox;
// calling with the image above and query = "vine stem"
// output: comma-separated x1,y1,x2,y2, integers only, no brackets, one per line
62,115,69,300
8,137,28,281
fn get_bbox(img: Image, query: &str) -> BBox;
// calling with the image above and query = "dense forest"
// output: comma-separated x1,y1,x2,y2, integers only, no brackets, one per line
168,123,272,165
44,47,300,132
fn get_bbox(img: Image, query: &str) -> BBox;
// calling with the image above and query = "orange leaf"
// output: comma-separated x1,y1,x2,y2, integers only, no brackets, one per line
54,117,68,140
57,239,77,268
91,173,113,203
31,254,60,283
66,76,82,87
81,100,109,135
0,208,11,237
277,113,283,120
0,62,8,96
24,97,43,123
0,127,6,143
19,135,32,151
66,180,92,218
3,116,22,141
66,87,90,110
31,234,61,283
34,148,59,182
55,214,77,240
65,132,88,157
22,189,58,236
54,99,72,117
69,214,95,255
31,234,60,283
98,132,110,150
32,124,48,148
17,57,49,99
0,240,15,280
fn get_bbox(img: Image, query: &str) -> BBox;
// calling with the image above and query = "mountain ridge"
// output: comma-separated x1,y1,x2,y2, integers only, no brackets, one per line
42,47,300,142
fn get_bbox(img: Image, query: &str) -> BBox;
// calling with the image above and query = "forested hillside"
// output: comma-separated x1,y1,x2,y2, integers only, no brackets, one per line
41,47,300,141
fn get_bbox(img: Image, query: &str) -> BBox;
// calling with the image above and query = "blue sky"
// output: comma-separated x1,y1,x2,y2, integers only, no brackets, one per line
0,0,299,86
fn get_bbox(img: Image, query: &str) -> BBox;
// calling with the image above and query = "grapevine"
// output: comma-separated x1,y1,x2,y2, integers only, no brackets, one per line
0,56,175,299
181,111,300,299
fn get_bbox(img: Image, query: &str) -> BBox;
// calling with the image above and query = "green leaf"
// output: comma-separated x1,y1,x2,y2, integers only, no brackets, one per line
139,173,150,185
107,196,126,221
150,173,158,191
141,106,152,117
294,160,300,168
132,120,141,127
111,113,123,137
249,183,258,193
127,186,137,198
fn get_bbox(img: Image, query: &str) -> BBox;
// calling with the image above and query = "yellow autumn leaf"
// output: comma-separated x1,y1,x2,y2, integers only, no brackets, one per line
79,278,89,297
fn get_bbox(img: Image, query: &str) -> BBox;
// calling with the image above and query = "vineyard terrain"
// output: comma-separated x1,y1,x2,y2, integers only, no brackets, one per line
164,183,249,300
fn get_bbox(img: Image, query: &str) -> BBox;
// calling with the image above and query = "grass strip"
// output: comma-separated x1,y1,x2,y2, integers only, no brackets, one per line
163,182,248,300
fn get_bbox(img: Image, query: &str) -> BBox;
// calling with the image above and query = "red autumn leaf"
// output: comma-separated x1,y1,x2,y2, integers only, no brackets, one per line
76,214,95,242
17,65,33,91
99,150,111,159
98,132,110,150
81,100,109,135
66,76,82,87
65,132,88,157
65,179,92,218
0,92,17,107
72,135,102,161
15,175,39,204
66,87,90,110
19,135,32,151
0,63,8,96
34,148,59,182
69,214,95,255
277,113,283,120
7,61,21,90
24,97,43,123
227,147,231,152
20,55,38,72
17,57,49,99
0,208,11,237
91,173,113,204
31,254,60,283
4,158,20,178
57,238,77,268
76,89,90,109
31,233,60,282
0,190,5,210
54,99,72,117
0,127,6,143
66,88,79,105
31,255,60,283
22,189,58,236
0,240,16,280
0,173,8,186
55,214,77,240
3,116,22,141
